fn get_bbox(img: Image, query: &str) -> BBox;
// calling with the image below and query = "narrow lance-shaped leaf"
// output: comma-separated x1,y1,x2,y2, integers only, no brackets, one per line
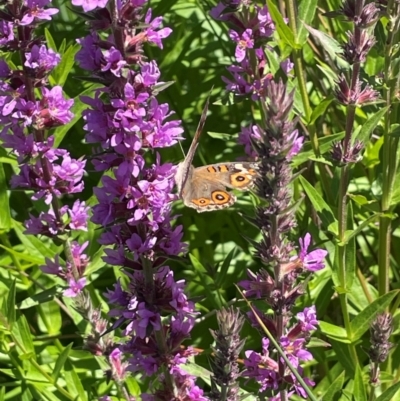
353,364,367,401
349,291,398,342
299,175,338,235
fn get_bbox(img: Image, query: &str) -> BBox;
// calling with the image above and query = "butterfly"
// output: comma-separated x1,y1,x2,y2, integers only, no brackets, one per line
175,95,258,212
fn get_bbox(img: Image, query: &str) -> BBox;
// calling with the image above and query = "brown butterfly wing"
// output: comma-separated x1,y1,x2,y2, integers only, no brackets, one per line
193,162,259,190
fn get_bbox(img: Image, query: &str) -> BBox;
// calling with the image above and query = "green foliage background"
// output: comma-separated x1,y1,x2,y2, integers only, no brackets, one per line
2,0,400,400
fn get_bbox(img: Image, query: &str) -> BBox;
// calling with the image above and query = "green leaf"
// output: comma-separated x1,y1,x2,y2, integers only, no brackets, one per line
44,28,57,52
0,243,45,265
181,361,212,386
0,163,11,230
152,80,175,95
296,0,318,46
362,135,383,169
355,107,389,143
38,300,62,335
356,107,389,144
12,314,35,359
390,162,400,205
322,371,345,401
305,24,343,62
266,0,296,48
215,247,236,288
319,321,350,342
375,382,400,401
353,364,367,401
309,97,334,125
6,279,16,328
12,219,55,259
344,201,355,291
64,360,88,401
349,291,398,342
342,213,380,245
207,132,232,140
51,43,80,87
52,343,72,381
331,340,355,375
299,176,338,235
18,287,61,310
264,47,280,74
188,254,222,309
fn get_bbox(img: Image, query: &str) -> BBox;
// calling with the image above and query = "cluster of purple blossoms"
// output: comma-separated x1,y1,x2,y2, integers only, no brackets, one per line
73,0,206,398
211,2,328,400
244,306,318,398
0,0,90,296
211,1,293,102
326,0,380,165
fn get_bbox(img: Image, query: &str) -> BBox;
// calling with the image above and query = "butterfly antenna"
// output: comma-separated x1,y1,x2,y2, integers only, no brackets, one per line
185,87,213,158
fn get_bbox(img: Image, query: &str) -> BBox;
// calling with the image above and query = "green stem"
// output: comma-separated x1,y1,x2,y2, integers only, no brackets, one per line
379,0,398,297
284,0,335,204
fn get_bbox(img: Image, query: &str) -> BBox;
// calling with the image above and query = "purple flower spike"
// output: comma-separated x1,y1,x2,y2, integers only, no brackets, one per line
299,233,328,272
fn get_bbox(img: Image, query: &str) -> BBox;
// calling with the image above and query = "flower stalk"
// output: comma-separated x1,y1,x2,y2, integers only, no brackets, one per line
211,2,328,399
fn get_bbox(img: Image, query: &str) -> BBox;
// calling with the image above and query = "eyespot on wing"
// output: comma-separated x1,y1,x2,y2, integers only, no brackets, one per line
211,190,231,205
192,198,212,207
230,172,253,187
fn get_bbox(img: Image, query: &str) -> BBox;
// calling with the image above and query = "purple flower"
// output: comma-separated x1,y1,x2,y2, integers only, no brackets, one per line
257,5,275,37
280,336,313,366
0,21,14,46
37,86,74,127
71,0,108,12
25,210,61,236
244,338,279,392
144,9,172,49
68,200,90,231
126,233,157,260
11,99,38,127
238,124,262,158
24,45,61,71
140,61,161,86
229,28,254,62
287,129,304,158
127,302,161,339
298,233,328,272
41,255,62,275
281,59,294,75
20,0,59,25
102,47,127,77
109,348,128,382
63,277,87,298
296,306,318,331
76,33,103,71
